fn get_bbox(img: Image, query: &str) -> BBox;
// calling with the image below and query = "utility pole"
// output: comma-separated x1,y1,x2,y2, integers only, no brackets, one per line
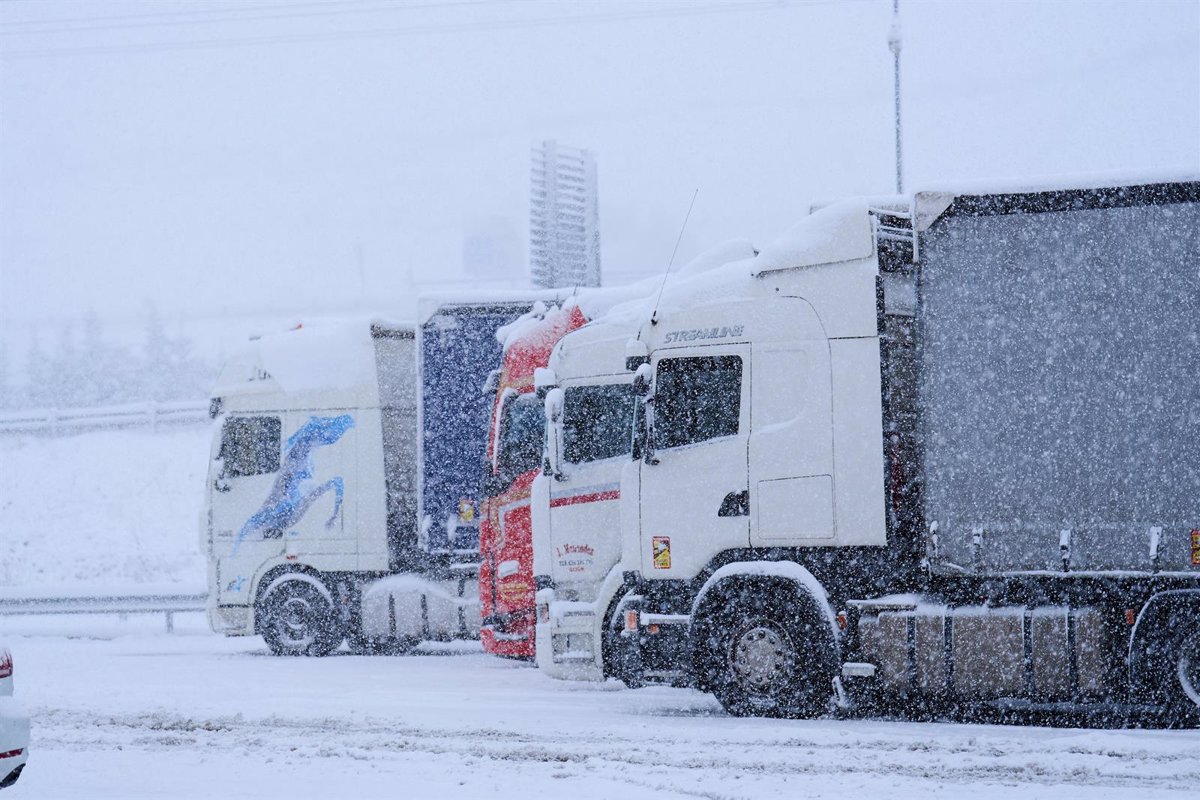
888,0,903,194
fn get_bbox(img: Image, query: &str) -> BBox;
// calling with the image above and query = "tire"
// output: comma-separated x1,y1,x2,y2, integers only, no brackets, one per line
708,590,834,718
258,574,344,657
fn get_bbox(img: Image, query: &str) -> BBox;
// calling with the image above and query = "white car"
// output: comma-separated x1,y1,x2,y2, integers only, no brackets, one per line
0,645,29,789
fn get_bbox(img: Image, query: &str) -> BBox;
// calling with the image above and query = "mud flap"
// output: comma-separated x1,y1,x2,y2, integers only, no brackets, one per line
615,596,645,688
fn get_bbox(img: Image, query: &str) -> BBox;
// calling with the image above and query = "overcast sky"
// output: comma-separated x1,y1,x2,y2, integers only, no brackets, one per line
1,0,1197,353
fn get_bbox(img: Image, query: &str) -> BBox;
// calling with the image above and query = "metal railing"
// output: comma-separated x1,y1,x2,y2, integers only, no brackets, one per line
0,400,210,436
0,593,208,633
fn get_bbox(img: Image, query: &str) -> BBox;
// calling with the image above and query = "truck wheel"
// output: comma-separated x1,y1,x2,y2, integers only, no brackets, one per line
259,574,343,657
711,592,832,718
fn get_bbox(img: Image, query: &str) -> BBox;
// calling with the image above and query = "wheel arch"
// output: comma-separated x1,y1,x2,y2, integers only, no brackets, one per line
596,568,639,678
689,561,840,692
1128,589,1200,701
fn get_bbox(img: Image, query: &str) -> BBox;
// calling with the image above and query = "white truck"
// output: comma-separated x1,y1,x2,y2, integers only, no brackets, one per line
531,314,636,679
531,241,756,680
203,299,544,655
536,177,1200,721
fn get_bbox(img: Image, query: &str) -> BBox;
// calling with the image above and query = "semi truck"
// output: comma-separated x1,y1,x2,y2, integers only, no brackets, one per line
479,281,663,659
534,177,1200,720
530,241,757,679
479,301,587,658
203,297,544,655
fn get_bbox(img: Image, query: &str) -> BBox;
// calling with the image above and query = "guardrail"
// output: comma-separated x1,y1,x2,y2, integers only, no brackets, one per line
0,400,211,436
0,593,208,633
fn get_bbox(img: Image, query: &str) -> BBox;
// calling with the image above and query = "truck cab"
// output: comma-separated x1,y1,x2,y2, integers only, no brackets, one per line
204,322,409,654
479,302,587,658
532,318,637,680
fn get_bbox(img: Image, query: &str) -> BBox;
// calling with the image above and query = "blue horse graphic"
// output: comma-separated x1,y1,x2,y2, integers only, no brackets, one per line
232,414,355,556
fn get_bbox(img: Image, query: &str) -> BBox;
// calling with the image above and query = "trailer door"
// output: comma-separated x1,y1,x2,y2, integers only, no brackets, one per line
639,348,750,578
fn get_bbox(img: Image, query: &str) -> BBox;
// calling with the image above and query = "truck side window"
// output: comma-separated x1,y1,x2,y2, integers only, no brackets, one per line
654,355,742,449
563,384,635,464
219,416,282,477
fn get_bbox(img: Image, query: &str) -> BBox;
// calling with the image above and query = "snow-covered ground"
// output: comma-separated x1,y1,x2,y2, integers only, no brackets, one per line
2,424,1197,799
3,618,1198,800
0,427,210,594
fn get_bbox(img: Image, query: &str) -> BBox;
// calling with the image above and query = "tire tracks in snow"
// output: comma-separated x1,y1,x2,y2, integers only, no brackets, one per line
30,706,1200,795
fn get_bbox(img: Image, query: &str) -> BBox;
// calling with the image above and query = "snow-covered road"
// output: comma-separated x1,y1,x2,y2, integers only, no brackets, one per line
5,618,1198,799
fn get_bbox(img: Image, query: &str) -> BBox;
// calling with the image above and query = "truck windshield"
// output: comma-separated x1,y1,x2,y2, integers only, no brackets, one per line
563,383,635,464
497,393,545,483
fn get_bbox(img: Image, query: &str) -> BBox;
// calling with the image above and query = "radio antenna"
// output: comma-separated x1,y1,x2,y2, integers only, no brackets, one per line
649,188,699,326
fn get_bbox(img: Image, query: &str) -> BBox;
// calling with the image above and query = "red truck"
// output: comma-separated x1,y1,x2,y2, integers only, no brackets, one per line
479,301,590,657
477,277,663,658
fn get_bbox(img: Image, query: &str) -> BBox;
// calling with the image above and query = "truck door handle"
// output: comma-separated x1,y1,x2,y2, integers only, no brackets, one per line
718,490,749,517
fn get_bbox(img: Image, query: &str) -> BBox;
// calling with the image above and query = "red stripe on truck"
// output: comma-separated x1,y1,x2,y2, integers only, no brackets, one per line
549,490,620,508
0,749,23,759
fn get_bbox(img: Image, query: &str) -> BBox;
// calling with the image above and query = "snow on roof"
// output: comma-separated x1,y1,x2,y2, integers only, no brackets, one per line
494,275,663,353
494,300,557,352
416,288,569,325
567,274,663,321
256,322,376,395
912,167,1200,202
214,317,412,399
495,240,763,353
751,199,874,274
592,202,875,331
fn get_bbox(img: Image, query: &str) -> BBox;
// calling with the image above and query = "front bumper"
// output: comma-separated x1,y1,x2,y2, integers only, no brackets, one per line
208,604,254,636
536,598,605,682
615,598,694,687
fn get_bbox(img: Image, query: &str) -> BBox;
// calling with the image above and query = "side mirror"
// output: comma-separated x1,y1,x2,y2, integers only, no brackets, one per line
632,363,653,397
631,365,659,465
543,387,566,481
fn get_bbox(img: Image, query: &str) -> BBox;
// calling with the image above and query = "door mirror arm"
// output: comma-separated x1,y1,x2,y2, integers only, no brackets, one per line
639,396,659,466
212,458,232,493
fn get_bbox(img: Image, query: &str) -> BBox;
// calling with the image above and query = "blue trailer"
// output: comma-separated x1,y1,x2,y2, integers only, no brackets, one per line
417,299,542,558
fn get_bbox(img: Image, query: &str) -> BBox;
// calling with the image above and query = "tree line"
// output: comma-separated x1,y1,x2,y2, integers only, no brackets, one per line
0,309,216,410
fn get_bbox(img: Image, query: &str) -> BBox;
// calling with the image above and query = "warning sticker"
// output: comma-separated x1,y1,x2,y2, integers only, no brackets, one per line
652,536,671,570
1191,530,1200,566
